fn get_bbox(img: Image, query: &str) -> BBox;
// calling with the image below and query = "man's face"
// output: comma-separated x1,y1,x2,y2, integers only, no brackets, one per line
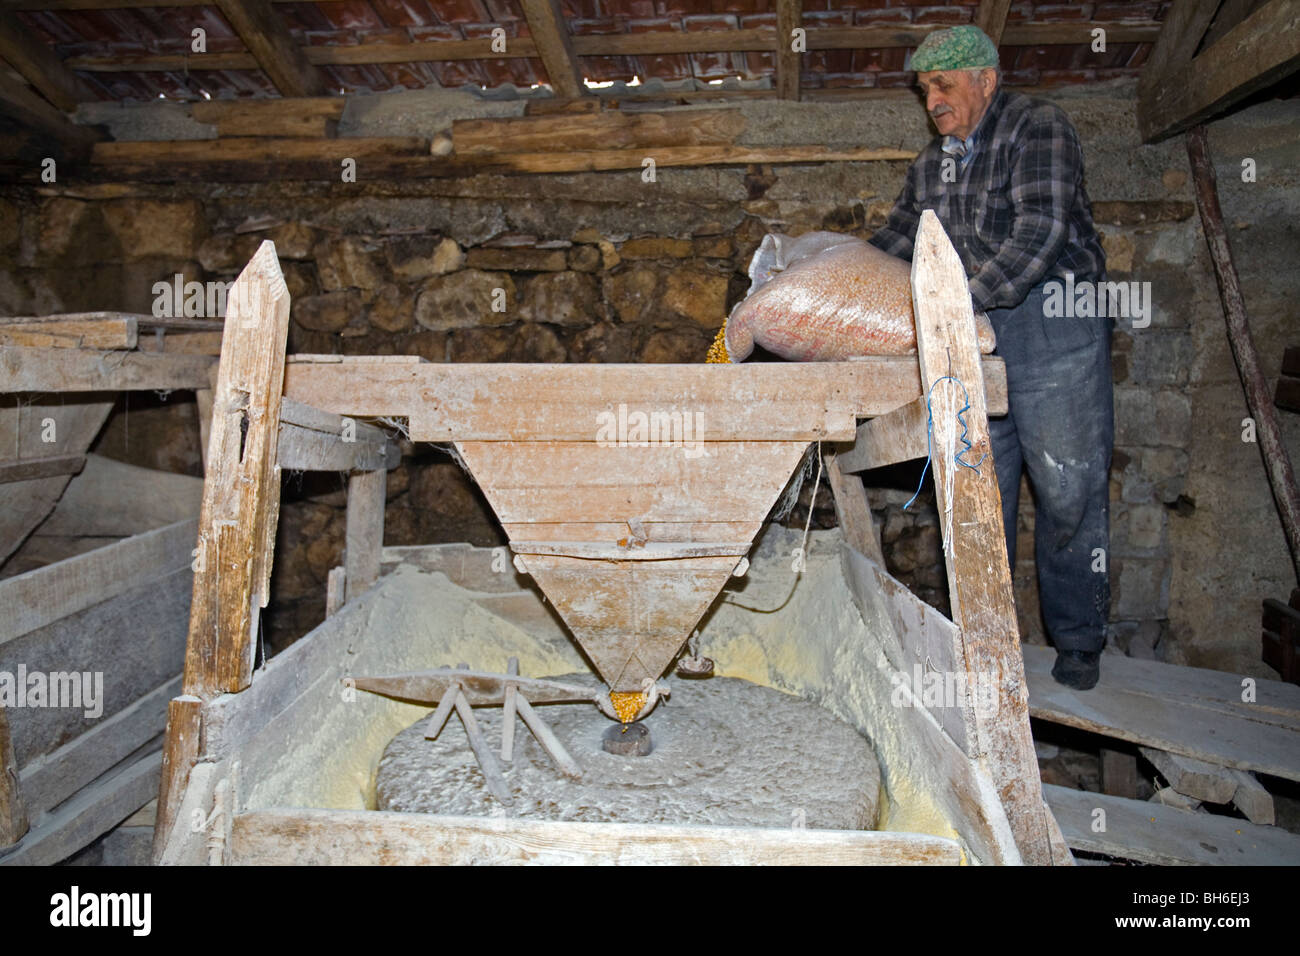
917,68,997,140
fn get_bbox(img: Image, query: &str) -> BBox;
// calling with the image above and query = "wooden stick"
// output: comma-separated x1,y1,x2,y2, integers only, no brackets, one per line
451,690,513,807
152,695,202,864
344,470,386,603
501,657,519,762
1187,124,1300,584
514,695,582,780
0,704,28,847
423,683,458,741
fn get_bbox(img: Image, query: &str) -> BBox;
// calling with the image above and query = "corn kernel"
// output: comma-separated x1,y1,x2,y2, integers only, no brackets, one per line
609,691,645,724
706,321,730,364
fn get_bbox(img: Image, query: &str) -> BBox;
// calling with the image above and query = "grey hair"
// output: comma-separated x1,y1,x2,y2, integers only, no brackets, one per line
969,66,1001,87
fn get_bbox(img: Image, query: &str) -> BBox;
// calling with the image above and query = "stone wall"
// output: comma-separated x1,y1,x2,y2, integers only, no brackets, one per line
2,80,1297,672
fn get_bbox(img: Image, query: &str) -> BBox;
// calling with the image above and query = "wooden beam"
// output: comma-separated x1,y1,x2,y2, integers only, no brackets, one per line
776,0,802,101
518,0,584,99
0,316,136,349
1139,746,1238,803
975,0,1014,46
0,311,224,332
0,454,84,484
0,68,100,158
1187,124,1300,583
213,0,325,97
836,395,929,474
0,345,214,392
1201,0,1267,50
0,10,92,111
1138,0,1300,142
0,704,27,848
910,209,1066,866
182,241,290,698
1138,0,1221,95
451,109,747,156
282,358,1007,443
151,695,201,864
824,449,884,565
344,469,386,603
229,807,964,865
0,518,198,646
277,397,396,473
191,96,343,138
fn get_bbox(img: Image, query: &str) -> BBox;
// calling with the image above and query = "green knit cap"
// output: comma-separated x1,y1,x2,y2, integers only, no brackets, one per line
910,25,999,73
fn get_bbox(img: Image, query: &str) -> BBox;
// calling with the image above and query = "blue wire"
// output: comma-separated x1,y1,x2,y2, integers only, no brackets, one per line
902,375,988,511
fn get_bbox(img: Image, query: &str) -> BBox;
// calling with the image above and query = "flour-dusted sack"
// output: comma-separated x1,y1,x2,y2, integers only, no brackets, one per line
724,231,997,362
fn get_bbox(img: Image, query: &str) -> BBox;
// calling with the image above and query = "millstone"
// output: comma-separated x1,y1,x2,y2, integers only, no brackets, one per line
376,675,881,830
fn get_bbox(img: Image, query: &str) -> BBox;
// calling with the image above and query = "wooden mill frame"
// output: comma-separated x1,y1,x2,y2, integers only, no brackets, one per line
139,211,1067,866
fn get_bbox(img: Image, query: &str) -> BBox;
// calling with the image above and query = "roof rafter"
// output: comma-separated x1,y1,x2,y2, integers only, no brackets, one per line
518,0,584,99
214,0,325,98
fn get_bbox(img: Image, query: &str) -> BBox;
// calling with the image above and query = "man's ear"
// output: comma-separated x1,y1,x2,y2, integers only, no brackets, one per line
982,67,998,94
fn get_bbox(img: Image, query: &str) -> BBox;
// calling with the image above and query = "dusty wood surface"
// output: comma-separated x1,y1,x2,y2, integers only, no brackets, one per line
137,330,225,355
910,210,1066,866
0,345,215,392
284,359,1008,442
1045,783,1300,865
1188,124,1300,582
452,109,745,155
1139,0,1300,142
837,395,930,473
824,449,885,565
0,311,223,332
277,398,396,473
1024,644,1300,780
0,705,26,847
1139,746,1238,803
2,749,162,867
352,669,597,706
182,241,290,698
344,469,386,602
776,0,802,101
34,454,202,538
0,317,136,350
152,695,202,865
0,519,197,647
18,676,179,820
1229,769,1275,824
229,808,964,865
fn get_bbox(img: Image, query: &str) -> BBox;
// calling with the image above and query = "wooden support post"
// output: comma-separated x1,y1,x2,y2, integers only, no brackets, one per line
344,469,386,603
836,395,930,474
214,0,326,98
182,241,290,698
501,657,519,761
824,449,885,566
910,210,1069,865
776,0,803,101
518,0,584,100
1100,748,1139,798
974,0,1013,46
151,695,201,864
0,705,28,847
1187,125,1300,584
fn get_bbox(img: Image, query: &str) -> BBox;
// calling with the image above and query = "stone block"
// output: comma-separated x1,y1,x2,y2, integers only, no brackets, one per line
664,266,729,327
518,270,602,327
294,290,360,332
315,236,384,291
102,200,205,260
367,284,415,333
465,247,567,272
619,237,693,259
415,269,515,331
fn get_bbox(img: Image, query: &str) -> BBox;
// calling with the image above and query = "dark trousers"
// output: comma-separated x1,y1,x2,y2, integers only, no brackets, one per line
986,281,1113,654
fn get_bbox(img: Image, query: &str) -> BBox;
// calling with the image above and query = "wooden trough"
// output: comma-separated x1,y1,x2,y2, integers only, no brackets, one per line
15,212,1067,865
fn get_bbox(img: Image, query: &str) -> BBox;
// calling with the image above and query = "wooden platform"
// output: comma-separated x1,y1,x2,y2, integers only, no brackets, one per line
1024,645,1300,782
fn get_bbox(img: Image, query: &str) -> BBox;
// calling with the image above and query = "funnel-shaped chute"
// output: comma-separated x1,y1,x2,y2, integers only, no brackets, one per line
456,439,810,692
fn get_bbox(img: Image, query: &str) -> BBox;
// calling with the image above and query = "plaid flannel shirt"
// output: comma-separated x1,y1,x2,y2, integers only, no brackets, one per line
869,88,1106,312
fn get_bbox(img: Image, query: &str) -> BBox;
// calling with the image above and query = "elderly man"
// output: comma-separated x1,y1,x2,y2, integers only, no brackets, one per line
869,25,1113,690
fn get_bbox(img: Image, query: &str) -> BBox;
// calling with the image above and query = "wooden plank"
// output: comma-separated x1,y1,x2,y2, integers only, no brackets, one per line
1229,769,1274,824
0,519,198,647
0,311,222,331
824,449,884,565
451,109,745,155
1139,0,1300,142
182,240,290,698
1100,748,1139,798
776,0,802,101
1139,746,1239,803
36,454,202,537
1024,644,1300,781
93,136,429,166
277,417,394,472
1044,783,1300,865
0,705,26,847
17,675,180,819
1188,124,1300,581
836,395,929,474
151,695,201,864
0,10,92,112
0,317,136,349
1137,0,1221,90
518,0,584,100
283,359,1007,443
325,565,345,617
0,346,215,392
196,386,214,472
0,454,84,484
229,807,963,865
1,749,161,867
344,469,385,603
910,210,1063,866
213,0,325,98
1201,0,1267,50
191,96,343,138
975,0,1014,46
137,331,224,355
